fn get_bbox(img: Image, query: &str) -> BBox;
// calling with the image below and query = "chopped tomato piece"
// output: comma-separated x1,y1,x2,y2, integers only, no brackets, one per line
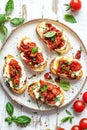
36,53,44,64
70,61,82,71
75,50,81,59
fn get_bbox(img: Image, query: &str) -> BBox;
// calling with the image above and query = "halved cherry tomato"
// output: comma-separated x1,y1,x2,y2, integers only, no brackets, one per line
73,100,85,112
82,92,87,103
36,53,44,63
70,61,82,71
71,125,81,130
79,118,87,130
70,0,82,11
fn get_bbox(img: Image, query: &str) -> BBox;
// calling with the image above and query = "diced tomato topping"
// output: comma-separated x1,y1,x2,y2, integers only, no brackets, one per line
70,61,82,71
9,59,21,86
36,53,44,64
40,80,61,104
18,40,44,67
75,50,82,59
43,23,65,51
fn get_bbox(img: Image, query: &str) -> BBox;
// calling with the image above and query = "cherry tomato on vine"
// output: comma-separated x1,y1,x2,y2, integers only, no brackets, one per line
82,92,87,103
70,0,82,11
65,0,82,11
71,125,81,130
79,118,87,130
73,100,85,112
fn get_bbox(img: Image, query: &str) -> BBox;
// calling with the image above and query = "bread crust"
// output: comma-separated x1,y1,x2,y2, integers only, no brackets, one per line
17,36,47,72
28,81,64,107
36,22,71,54
3,54,27,94
50,57,83,80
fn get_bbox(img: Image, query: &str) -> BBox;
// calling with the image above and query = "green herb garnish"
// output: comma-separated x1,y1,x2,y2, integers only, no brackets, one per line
4,56,7,60
61,109,74,124
5,102,31,126
13,84,18,88
0,0,25,43
64,14,77,23
43,31,56,38
7,77,12,82
59,80,70,91
36,100,41,109
32,46,38,54
40,85,48,92
54,96,61,102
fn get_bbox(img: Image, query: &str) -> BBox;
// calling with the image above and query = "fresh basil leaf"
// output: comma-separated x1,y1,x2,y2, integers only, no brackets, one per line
0,14,6,25
59,80,70,91
15,115,31,125
54,96,60,102
64,14,77,23
32,46,38,54
40,85,48,92
43,31,56,38
66,109,72,115
10,18,24,26
61,116,70,123
0,25,8,43
5,117,13,125
5,0,14,15
6,102,14,116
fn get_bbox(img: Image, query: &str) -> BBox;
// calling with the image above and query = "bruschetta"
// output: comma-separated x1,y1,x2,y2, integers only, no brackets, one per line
3,54,27,94
50,56,83,80
28,80,64,107
36,22,71,54
17,36,47,71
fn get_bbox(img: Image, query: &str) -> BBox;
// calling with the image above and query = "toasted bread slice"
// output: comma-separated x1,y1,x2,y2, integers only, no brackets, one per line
28,80,64,107
17,36,47,72
50,56,83,80
36,22,71,54
3,54,27,94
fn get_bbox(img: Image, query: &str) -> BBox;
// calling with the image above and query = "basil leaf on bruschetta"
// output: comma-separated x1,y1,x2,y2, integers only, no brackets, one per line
28,80,64,107
17,36,47,72
36,22,71,54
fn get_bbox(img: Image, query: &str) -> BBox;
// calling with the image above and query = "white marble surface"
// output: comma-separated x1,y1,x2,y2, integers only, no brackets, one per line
0,0,87,130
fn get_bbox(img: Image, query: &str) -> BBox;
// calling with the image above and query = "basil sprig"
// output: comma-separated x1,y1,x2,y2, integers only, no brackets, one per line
61,109,74,124
0,0,25,43
5,102,31,126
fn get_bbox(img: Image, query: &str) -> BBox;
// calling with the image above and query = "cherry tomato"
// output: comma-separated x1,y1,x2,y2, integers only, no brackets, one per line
82,92,87,103
73,100,85,112
57,127,65,130
71,125,81,130
79,118,87,130
70,0,82,11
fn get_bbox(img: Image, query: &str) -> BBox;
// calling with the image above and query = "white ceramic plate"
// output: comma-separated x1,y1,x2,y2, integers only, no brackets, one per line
0,19,87,111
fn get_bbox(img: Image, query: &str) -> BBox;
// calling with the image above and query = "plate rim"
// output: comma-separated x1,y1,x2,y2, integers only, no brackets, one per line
0,18,87,112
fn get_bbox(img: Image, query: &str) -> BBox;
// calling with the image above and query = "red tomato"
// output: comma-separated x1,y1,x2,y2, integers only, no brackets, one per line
44,72,52,80
79,118,87,130
57,127,65,130
71,125,81,130
70,0,82,11
70,61,82,71
75,50,81,59
82,92,87,103
73,100,85,112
